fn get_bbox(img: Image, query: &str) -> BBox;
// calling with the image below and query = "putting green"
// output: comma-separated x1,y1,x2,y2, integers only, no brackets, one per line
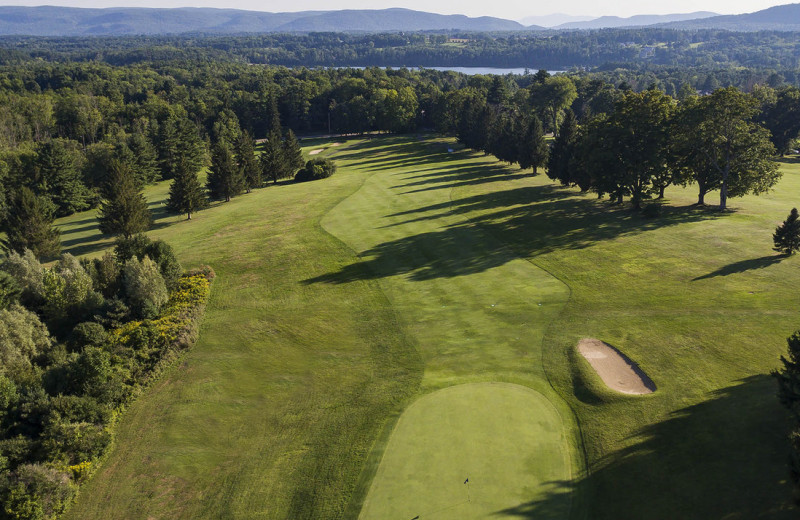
358,383,572,520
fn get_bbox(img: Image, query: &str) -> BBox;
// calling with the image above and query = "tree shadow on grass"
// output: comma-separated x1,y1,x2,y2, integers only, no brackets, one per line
495,375,796,519
305,184,721,285
692,255,786,281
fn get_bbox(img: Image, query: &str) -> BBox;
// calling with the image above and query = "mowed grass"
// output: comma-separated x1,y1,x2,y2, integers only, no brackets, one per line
448,153,800,518
62,138,423,519
57,134,799,519
316,138,579,518
358,383,572,520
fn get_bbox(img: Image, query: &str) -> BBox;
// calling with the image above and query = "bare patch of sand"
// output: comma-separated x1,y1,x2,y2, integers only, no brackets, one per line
330,142,343,146
577,338,656,395
308,149,323,155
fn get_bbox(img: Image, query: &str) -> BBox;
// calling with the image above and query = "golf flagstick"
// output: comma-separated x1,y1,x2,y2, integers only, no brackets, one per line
464,477,470,503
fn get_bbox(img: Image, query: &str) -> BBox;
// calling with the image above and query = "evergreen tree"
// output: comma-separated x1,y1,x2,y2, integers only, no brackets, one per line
127,129,160,184
260,131,289,185
167,156,208,220
98,162,152,238
235,131,261,192
518,114,548,174
266,90,282,136
206,140,244,202
283,129,305,172
774,208,800,256
35,138,92,216
3,187,61,260
547,109,579,185
773,331,800,502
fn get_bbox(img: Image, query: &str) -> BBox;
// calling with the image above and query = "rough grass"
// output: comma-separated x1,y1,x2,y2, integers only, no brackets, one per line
57,135,799,519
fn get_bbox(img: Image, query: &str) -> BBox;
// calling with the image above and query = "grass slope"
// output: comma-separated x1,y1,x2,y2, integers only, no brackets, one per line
58,135,798,519
314,138,579,518
62,139,422,519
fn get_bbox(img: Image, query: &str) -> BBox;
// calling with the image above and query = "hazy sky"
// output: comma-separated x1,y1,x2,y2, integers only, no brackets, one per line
0,0,791,20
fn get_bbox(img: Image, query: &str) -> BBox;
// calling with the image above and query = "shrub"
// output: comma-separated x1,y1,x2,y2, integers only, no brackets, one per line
0,271,21,310
0,305,52,378
2,464,76,520
67,322,107,353
774,208,800,256
123,256,168,319
115,235,182,290
0,249,45,305
82,252,120,298
294,158,336,182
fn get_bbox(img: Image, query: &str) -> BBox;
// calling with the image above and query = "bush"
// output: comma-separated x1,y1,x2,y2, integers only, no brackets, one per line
294,158,336,182
115,235,182,290
0,305,53,378
0,249,44,305
67,322,107,353
2,464,76,520
123,256,168,319
81,252,120,298
774,207,800,256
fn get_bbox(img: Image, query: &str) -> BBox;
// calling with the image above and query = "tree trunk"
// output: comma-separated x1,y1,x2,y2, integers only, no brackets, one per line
187,212,192,220
658,185,666,199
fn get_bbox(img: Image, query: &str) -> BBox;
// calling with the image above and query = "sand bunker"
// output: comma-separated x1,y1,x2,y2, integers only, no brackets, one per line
308,149,323,155
577,338,656,395
330,142,343,146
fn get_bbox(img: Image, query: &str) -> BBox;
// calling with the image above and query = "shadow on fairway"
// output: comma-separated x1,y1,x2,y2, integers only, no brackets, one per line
494,375,795,519
305,183,721,285
692,255,786,281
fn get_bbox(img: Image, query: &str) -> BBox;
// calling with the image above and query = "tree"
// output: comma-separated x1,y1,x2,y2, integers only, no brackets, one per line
530,76,578,136
34,138,92,216
295,158,336,182
98,162,152,238
260,131,289,185
4,187,61,260
206,139,243,202
283,129,305,172
774,208,800,256
122,256,168,318
675,88,780,210
127,128,160,184
167,156,208,219
547,109,579,185
235,131,261,193
761,87,800,155
517,114,548,174
774,331,800,503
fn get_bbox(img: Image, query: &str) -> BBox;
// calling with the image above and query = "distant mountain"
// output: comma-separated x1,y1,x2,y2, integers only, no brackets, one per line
0,6,530,36
555,11,718,29
662,3,800,31
519,13,593,27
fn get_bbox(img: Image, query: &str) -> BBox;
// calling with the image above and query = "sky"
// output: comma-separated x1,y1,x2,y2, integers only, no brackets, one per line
0,0,793,20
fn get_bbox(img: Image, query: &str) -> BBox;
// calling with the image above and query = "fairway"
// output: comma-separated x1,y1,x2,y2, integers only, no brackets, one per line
358,383,572,520
55,134,798,519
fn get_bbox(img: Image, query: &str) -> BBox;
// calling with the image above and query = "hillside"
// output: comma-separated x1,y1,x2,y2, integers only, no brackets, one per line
0,6,527,35
663,3,800,30
555,11,717,29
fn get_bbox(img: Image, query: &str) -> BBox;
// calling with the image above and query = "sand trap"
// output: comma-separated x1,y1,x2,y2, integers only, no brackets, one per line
308,149,323,155
577,338,656,395
330,142,343,146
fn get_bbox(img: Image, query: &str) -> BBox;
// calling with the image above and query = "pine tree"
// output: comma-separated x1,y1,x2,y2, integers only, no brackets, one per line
35,138,92,216
518,114,548,174
167,156,208,220
260,131,289,185
235,131,261,192
98,162,152,238
266,90,282,136
547,109,579,185
283,129,305,172
206,140,244,202
774,208,800,255
4,186,61,260
128,129,160,184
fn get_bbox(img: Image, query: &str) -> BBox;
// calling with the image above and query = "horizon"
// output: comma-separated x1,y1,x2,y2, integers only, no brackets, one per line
0,0,790,21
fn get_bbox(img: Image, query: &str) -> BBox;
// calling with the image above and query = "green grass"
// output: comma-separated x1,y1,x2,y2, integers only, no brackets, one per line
358,383,572,520
58,135,799,519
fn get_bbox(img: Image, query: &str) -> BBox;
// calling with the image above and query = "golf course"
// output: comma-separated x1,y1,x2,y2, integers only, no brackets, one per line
56,134,797,519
